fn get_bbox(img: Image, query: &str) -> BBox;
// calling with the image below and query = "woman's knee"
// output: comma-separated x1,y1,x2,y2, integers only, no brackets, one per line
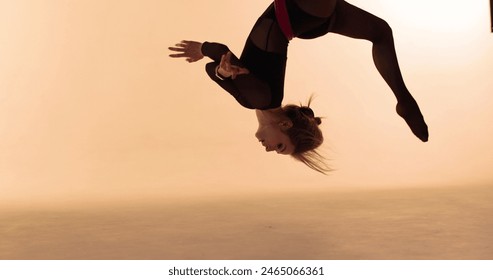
372,18,393,43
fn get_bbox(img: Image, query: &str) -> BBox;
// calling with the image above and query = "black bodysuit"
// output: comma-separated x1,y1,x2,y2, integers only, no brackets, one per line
201,1,336,109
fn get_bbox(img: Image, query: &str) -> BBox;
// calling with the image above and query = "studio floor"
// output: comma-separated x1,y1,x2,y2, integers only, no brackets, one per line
1,186,492,260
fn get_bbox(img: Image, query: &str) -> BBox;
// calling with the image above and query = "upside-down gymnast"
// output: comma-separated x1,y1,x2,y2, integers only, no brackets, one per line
169,0,429,174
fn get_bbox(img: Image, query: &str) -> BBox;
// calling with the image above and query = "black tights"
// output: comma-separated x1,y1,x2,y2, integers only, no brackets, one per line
249,4,289,55
250,0,428,140
328,0,412,103
293,0,414,103
327,0,428,141
251,0,414,103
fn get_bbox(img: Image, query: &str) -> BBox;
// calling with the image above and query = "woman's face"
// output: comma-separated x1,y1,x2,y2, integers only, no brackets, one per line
255,109,295,155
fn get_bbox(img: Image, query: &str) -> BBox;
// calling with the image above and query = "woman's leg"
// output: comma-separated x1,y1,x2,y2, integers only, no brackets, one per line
249,5,288,54
330,0,428,142
291,0,337,18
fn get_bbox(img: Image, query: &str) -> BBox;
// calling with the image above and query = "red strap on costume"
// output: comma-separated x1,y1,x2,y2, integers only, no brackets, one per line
274,0,294,40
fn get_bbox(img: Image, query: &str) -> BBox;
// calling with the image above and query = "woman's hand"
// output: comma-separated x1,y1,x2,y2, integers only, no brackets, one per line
218,51,250,79
168,40,204,63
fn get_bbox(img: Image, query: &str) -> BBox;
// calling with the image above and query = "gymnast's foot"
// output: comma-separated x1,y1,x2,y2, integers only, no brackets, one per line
396,98,429,142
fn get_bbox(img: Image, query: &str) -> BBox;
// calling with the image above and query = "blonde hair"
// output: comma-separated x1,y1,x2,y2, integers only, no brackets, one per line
283,97,331,174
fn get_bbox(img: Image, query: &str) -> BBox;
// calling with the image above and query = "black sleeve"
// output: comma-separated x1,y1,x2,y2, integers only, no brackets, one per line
201,41,231,63
201,42,273,109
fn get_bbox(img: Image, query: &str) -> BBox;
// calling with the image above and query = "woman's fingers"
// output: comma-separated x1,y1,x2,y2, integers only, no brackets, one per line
225,51,232,61
230,65,249,74
168,40,203,63
220,54,230,71
168,41,190,54
180,40,194,45
175,41,190,47
218,52,250,78
237,67,249,75
168,42,188,51
230,66,250,79
168,44,187,58
168,52,188,58
169,43,191,58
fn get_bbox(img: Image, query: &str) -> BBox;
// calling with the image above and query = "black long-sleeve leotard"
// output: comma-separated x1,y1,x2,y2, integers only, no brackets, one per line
201,1,336,110
202,38,286,110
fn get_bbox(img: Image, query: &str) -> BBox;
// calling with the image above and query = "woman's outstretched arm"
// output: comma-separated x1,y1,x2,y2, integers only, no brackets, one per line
169,40,274,109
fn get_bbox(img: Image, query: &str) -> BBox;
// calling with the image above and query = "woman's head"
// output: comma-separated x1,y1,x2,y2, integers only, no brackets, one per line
282,99,329,174
255,109,296,155
254,97,330,174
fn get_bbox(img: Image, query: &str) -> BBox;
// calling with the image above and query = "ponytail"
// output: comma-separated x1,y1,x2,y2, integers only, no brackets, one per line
282,96,330,174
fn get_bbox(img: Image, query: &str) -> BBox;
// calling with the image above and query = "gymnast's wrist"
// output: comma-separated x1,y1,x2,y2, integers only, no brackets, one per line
215,65,231,80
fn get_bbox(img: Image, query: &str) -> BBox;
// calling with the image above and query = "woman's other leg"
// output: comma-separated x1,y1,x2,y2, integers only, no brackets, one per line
330,0,428,141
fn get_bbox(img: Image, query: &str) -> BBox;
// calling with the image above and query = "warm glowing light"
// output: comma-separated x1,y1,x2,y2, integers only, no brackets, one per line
382,0,485,34
1,0,493,206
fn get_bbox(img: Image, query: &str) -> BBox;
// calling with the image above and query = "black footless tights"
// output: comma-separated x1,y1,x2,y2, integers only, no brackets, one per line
329,0,413,103
250,0,414,103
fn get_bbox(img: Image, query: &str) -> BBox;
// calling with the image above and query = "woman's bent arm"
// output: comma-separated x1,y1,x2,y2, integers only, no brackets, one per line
201,42,273,109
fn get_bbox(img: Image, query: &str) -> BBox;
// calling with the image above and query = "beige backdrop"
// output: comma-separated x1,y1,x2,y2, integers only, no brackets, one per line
1,0,492,207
